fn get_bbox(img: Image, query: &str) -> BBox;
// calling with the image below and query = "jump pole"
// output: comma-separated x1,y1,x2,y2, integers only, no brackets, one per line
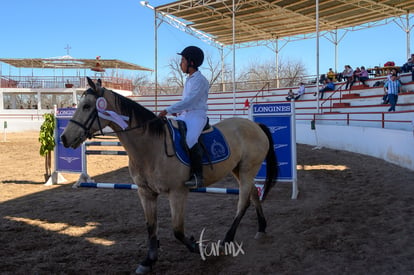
77,141,241,195
78,182,239,195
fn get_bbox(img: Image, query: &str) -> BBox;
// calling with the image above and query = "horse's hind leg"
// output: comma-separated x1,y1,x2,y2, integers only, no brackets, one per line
136,188,159,274
250,184,267,239
169,189,198,253
223,178,252,243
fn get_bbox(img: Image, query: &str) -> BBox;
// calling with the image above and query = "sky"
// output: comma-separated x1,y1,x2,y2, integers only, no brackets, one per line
1,0,413,81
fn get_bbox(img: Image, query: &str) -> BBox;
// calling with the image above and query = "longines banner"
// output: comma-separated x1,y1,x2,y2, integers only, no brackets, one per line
55,108,84,173
250,103,298,199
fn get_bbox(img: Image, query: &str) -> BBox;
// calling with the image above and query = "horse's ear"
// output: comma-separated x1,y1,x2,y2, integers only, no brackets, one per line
97,79,102,87
87,77,96,91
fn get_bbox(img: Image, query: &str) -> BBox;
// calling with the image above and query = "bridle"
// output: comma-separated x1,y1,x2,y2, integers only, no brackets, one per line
69,88,105,139
69,87,150,139
69,88,176,157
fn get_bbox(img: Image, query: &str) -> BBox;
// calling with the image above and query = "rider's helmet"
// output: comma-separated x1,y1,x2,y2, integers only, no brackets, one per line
177,46,204,69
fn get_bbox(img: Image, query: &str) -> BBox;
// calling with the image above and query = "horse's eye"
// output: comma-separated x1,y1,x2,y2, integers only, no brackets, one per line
83,104,91,111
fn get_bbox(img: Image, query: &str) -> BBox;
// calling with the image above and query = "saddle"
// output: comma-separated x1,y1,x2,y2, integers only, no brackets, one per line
169,118,212,135
166,118,230,166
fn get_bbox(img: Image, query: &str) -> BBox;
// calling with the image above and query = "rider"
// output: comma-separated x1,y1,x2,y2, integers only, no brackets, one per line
158,46,209,188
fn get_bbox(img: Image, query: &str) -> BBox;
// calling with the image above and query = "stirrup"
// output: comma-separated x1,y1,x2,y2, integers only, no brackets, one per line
184,174,203,189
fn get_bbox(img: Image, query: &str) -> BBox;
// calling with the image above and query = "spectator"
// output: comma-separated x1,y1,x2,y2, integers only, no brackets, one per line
383,74,401,112
314,78,335,100
319,74,327,84
342,65,354,90
411,53,414,81
353,66,369,87
327,68,336,81
294,83,306,100
401,57,414,73
387,68,401,83
286,89,295,101
382,69,399,104
350,67,361,89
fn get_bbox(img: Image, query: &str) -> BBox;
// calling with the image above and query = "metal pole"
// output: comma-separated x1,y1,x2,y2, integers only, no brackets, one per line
275,39,279,88
334,29,338,73
316,0,320,113
232,0,236,114
220,47,225,92
154,8,158,113
407,13,411,59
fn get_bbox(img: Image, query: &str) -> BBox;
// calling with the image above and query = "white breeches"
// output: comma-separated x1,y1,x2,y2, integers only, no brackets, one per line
176,110,207,148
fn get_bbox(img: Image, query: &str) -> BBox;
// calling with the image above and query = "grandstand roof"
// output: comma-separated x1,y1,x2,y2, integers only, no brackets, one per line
155,0,414,46
0,56,153,71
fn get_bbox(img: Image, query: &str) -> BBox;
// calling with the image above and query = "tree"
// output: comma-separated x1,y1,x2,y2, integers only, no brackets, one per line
133,73,152,95
166,56,185,88
235,57,308,90
164,54,226,93
279,58,307,87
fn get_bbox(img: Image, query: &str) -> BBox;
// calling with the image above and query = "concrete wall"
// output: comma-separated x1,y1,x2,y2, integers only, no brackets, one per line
297,122,414,171
1,120,44,132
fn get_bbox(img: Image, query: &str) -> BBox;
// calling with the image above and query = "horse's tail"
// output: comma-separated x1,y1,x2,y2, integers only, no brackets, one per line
257,123,278,201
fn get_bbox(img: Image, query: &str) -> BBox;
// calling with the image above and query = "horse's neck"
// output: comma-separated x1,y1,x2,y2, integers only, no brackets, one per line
108,95,163,156
116,128,164,158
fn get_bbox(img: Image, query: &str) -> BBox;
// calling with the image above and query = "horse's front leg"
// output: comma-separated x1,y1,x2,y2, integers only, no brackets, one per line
169,189,199,253
136,187,159,274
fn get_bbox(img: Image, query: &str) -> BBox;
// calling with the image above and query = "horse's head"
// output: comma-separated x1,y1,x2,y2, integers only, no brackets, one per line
61,77,113,148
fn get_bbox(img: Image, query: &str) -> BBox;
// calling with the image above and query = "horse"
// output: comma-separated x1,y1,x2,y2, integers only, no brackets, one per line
61,77,277,274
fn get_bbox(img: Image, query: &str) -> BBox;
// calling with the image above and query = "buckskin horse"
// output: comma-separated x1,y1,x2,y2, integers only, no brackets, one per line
61,77,277,274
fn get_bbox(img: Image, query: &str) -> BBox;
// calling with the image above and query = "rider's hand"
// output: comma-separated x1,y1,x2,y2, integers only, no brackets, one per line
158,110,168,117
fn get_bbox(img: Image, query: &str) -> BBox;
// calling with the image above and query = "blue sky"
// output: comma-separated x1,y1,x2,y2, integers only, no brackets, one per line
1,0,413,80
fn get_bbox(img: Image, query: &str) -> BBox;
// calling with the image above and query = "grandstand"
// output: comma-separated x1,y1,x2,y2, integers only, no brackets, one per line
130,72,414,171
131,72,414,131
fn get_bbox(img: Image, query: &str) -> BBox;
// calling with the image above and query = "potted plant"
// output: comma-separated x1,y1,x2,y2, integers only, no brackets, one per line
39,113,55,181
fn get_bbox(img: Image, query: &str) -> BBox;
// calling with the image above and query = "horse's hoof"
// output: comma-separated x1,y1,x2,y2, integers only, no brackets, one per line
254,232,266,239
135,264,151,274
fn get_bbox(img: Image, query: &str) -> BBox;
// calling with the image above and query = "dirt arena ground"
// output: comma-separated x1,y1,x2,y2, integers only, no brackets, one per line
1,131,413,274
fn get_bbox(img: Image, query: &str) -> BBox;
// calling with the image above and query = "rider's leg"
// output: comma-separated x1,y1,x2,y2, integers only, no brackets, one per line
181,112,206,188
185,142,203,188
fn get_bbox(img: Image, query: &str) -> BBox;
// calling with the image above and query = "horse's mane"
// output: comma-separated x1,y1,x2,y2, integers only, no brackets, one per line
107,88,165,136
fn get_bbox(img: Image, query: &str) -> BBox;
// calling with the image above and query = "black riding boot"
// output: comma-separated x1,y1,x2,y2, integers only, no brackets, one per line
184,143,203,188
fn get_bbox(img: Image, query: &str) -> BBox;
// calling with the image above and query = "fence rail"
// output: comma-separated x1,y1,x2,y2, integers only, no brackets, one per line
296,110,414,131
0,76,134,91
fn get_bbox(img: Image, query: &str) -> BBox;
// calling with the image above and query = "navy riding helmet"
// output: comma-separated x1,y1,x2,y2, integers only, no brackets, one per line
178,46,204,69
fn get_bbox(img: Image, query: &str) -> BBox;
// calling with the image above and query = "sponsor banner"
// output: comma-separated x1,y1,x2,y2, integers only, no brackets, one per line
251,103,295,181
55,108,83,173
252,103,292,114
56,108,77,117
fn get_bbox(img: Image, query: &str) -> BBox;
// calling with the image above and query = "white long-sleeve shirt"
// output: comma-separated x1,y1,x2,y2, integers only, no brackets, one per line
297,85,305,96
166,70,209,114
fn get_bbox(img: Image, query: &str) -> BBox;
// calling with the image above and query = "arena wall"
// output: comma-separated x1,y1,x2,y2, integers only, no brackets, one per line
297,123,414,171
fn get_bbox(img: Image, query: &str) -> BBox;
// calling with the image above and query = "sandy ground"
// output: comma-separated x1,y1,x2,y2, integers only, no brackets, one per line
1,131,414,274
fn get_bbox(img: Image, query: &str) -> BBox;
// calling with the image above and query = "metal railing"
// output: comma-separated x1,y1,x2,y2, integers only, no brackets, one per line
0,76,134,91
300,110,414,131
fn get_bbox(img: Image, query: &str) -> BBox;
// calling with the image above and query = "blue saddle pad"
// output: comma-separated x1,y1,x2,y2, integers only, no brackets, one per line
167,120,230,166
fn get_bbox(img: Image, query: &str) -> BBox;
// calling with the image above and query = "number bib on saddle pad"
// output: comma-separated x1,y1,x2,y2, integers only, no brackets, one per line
167,120,230,166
